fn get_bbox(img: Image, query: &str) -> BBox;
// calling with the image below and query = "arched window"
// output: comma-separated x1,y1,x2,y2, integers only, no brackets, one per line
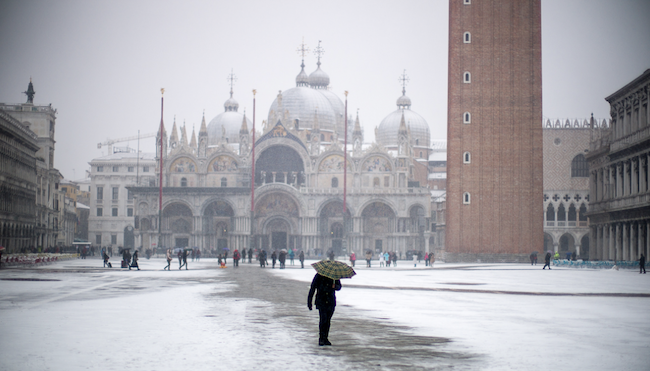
419,151,423,158
464,0,471,4
463,192,471,204
373,177,380,187
320,134,325,141
568,204,577,221
221,177,227,187
463,152,471,164
415,139,419,145
546,203,555,221
557,204,566,221
181,177,187,187
571,154,588,177
579,204,588,222
463,112,471,124
331,177,339,188
463,32,471,43
464,72,471,83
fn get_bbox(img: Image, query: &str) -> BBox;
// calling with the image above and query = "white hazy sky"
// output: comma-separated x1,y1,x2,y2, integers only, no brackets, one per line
1,0,649,180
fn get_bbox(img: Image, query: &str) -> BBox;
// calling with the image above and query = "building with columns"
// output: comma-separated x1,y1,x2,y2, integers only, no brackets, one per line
129,49,433,257
542,118,600,259
586,69,650,262
0,80,69,250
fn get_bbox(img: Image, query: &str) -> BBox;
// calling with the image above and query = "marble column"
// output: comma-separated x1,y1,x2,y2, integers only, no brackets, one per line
615,223,621,261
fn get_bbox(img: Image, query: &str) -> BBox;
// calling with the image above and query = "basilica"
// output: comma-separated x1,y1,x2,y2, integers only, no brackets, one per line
129,52,433,257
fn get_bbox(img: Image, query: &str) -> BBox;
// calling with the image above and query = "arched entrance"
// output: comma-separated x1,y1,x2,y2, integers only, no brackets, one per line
543,233,554,253
255,192,300,252
319,200,351,257
256,145,305,185
203,200,234,253
264,218,291,251
362,201,395,254
581,234,590,260
163,203,193,248
559,233,575,256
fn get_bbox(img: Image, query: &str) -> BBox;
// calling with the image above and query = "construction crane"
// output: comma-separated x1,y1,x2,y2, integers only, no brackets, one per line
97,132,157,154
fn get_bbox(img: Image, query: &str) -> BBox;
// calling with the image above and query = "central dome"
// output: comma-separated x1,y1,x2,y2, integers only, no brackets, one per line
267,87,342,132
377,92,430,150
207,91,251,145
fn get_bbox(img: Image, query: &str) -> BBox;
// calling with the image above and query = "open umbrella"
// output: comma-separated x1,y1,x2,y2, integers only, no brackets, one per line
311,260,356,280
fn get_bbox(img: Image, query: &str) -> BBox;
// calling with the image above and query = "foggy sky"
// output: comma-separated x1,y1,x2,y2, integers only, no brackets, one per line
0,0,648,181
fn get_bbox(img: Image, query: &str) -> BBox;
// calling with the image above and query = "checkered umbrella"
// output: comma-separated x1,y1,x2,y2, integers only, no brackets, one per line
311,260,356,280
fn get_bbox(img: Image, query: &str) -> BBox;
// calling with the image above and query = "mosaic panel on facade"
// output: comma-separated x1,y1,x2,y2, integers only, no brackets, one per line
362,156,392,172
318,155,351,172
209,156,238,172
170,158,197,173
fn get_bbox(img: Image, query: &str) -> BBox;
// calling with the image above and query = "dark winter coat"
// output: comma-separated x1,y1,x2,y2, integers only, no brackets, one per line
307,273,342,310
545,252,551,264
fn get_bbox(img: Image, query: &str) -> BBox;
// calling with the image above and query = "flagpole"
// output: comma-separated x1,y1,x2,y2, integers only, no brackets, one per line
250,89,256,252
158,88,164,253
343,91,348,214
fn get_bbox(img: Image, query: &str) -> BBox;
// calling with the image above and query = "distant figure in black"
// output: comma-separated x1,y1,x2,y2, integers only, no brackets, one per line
307,273,342,346
179,250,188,270
543,252,552,270
248,248,253,263
299,250,305,268
122,249,131,269
529,253,535,265
278,250,287,269
640,254,646,274
103,251,111,268
241,248,247,263
130,250,140,270
271,250,277,268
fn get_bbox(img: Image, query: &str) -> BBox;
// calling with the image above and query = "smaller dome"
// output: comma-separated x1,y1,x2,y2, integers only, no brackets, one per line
396,94,412,109
309,66,330,89
224,96,239,112
296,62,309,87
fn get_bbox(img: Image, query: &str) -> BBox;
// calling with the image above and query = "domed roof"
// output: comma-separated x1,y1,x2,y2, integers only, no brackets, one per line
296,61,309,87
207,111,252,145
377,93,430,149
309,66,330,89
224,96,239,112
267,87,342,132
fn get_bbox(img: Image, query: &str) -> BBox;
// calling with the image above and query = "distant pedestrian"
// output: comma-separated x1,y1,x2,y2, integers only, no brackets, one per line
328,249,335,261
365,251,372,268
233,249,240,267
248,248,253,263
413,253,417,267
179,249,188,270
379,252,385,267
640,254,646,274
130,250,140,270
177,249,182,269
279,250,287,269
307,273,342,346
242,248,247,263
386,252,391,267
349,252,356,267
543,252,552,270
164,248,172,270
429,252,435,267
424,252,429,266
571,251,577,261
289,249,295,266
259,250,266,268
566,251,572,260
123,249,131,269
530,253,535,265
196,249,201,261
392,252,398,267
223,251,228,265
299,250,305,268
103,251,111,268
271,250,277,268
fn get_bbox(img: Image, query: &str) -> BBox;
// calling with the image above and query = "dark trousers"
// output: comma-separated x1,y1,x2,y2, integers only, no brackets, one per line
234,259,239,267
543,263,551,269
318,307,335,342
641,264,646,274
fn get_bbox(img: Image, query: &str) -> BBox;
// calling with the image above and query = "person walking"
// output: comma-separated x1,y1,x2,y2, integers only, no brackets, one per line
379,252,385,267
307,273,342,346
177,249,183,269
349,252,356,267
289,249,295,266
103,251,111,268
412,253,417,267
248,248,253,263
233,249,241,267
122,249,131,269
164,248,172,270
223,251,228,265
543,252,552,270
299,250,305,268
640,254,646,274
241,248,246,263
279,250,287,269
259,250,266,268
424,252,429,267
180,249,188,270
271,250,277,268
365,251,372,268
130,250,140,270
429,252,435,267
530,252,535,265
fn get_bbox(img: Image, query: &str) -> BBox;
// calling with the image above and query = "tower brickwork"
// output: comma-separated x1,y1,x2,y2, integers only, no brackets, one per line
445,0,544,262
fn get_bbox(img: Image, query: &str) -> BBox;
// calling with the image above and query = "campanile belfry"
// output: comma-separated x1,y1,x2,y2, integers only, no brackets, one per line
445,0,543,261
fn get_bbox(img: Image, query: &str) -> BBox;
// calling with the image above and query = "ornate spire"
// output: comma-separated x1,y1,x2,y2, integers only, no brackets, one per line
170,116,179,143
224,70,239,112
398,111,408,135
199,110,208,136
227,69,237,98
396,69,412,109
181,122,188,146
353,109,362,135
190,125,197,148
296,38,310,87
314,40,325,68
24,78,35,104
240,110,249,134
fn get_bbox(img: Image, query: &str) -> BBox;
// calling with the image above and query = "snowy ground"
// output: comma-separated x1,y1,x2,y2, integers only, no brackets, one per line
0,258,648,370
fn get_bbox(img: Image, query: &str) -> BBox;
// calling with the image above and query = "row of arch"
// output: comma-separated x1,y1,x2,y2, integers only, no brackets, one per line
545,203,588,222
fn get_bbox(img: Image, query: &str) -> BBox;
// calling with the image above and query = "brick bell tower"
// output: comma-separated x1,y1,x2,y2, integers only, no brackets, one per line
445,0,544,262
